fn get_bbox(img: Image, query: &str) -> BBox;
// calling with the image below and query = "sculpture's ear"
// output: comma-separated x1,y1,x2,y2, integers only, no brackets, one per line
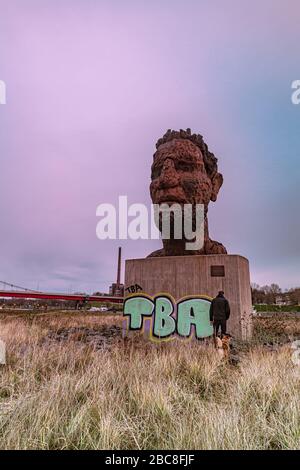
211,172,223,202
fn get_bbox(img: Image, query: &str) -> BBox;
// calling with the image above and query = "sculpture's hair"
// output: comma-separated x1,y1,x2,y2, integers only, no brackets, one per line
155,128,218,178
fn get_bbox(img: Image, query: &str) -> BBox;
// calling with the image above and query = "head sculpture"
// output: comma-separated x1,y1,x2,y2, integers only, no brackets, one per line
148,128,227,257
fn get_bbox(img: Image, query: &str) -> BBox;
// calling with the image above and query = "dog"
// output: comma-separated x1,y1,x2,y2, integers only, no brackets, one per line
214,334,232,360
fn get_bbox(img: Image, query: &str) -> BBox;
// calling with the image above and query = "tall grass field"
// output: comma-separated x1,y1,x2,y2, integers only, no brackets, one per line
0,311,299,450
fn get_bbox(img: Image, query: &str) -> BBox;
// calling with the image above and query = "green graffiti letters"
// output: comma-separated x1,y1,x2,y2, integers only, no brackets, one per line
123,294,213,342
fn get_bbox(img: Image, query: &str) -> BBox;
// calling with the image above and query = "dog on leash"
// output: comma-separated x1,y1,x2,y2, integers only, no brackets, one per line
214,334,232,359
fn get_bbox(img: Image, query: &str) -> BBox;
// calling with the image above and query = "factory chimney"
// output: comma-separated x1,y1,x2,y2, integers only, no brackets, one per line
117,246,121,286
109,247,124,297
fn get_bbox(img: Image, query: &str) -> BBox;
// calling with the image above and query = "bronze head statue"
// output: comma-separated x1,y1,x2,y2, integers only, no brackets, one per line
148,128,227,257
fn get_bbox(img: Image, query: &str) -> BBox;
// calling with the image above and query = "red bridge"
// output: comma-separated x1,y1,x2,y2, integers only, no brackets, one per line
0,248,125,306
0,289,124,304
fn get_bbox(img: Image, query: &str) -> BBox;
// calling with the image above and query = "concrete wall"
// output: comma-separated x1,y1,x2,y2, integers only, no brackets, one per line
125,254,253,340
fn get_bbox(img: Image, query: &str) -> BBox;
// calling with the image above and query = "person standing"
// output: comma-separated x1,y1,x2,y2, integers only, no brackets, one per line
209,291,230,337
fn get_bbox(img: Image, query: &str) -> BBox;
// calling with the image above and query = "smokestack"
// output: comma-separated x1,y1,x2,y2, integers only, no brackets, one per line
117,246,121,286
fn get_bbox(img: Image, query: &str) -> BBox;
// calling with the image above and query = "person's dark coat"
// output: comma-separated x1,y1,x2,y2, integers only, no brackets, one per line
209,293,230,322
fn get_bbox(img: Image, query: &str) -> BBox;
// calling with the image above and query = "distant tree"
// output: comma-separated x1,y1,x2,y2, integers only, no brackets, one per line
289,287,300,305
251,284,266,304
251,283,260,291
251,283,282,304
269,284,281,294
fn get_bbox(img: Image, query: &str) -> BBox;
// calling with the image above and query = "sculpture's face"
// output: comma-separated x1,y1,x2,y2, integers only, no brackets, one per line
150,138,221,207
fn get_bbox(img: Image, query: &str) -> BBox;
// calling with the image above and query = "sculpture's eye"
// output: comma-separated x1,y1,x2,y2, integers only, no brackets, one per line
151,166,161,179
175,161,190,172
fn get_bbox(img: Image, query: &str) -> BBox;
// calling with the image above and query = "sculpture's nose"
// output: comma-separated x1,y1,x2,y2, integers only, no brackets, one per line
159,159,179,188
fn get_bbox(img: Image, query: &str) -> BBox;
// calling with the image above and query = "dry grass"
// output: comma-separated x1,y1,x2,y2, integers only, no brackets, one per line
0,312,299,450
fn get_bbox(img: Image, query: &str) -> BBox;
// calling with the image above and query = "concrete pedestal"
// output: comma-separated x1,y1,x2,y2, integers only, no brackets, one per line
125,254,253,340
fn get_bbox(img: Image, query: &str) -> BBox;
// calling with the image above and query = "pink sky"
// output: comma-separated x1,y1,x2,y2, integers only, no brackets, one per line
0,0,299,292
